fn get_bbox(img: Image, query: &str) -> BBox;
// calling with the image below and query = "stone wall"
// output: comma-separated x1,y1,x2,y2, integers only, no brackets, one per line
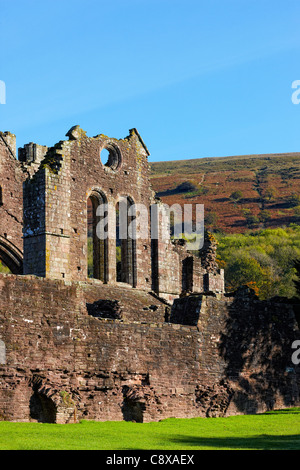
0,125,225,300
0,133,48,274
0,275,299,423
0,274,199,422
171,287,300,416
0,133,25,273
23,127,155,288
22,126,224,298
1,125,297,424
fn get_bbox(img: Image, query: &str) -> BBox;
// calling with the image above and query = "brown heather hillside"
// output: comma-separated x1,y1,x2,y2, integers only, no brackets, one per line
150,152,300,234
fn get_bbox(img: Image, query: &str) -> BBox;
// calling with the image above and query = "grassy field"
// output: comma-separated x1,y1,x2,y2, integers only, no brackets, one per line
0,408,300,450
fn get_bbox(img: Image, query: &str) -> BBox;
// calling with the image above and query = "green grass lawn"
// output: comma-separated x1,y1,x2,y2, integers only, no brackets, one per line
0,408,299,450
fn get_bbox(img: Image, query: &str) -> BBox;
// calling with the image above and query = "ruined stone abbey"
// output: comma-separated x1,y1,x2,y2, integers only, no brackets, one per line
0,127,299,423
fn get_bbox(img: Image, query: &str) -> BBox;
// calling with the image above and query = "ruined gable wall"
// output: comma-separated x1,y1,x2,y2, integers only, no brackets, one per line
68,128,154,287
23,128,155,288
21,126,224,298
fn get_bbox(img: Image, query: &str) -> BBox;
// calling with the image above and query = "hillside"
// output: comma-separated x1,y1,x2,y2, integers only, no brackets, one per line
150,152,300,234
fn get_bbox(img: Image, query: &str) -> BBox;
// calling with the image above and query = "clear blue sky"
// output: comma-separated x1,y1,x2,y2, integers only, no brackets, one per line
1,0,300,162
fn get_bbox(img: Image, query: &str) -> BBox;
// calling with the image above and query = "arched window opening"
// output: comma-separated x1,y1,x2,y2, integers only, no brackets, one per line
87,192,108,282
116,202,121,282
116,197,137,287
0,238,22,274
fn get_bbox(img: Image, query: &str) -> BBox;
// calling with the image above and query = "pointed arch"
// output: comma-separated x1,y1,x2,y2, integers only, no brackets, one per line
87,190,108,282
0,236,23,274
115,195,137,287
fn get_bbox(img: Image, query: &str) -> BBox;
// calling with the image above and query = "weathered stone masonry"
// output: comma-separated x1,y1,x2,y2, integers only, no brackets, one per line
0,126,299,423
0,133,25,274
0,275,299,423
21,125,225,298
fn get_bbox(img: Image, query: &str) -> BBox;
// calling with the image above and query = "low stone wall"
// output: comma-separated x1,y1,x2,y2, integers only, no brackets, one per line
171,289,300,415
0,275,299,423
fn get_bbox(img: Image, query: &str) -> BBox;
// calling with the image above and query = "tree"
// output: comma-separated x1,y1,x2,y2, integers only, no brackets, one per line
225,255,268,296
230,190,243,203
241,209,260,228
288,193,300,208
215,225,300,300
264,186,277,203
205,211,219,230
258,210,271,225
294,205,300,220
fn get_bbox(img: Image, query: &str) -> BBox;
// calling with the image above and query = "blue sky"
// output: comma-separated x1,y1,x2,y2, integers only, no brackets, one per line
0,0,300,162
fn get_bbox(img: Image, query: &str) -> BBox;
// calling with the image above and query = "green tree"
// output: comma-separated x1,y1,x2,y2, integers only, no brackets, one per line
258,210,271,226
288,193,300,207
230,190,243,203
225,254,274,298
264,186,277,203
205,211,219,230
215,225,300,300
294,205,300,221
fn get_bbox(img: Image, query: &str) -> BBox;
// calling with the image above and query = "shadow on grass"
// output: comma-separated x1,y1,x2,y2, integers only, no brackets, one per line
263,409,300,415
170,434,300,450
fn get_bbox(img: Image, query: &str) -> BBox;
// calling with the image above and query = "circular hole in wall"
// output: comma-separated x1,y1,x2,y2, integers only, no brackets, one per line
100,144,121,171
101,148,110,165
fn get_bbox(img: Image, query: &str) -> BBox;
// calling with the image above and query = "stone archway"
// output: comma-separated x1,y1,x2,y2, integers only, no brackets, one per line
29,392,57,423
0,236,23,274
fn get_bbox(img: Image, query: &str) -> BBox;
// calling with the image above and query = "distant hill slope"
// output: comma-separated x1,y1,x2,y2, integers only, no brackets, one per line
150,152,300,234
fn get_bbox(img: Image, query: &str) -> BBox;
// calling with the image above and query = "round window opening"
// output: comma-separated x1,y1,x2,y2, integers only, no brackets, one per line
100,144,121,171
